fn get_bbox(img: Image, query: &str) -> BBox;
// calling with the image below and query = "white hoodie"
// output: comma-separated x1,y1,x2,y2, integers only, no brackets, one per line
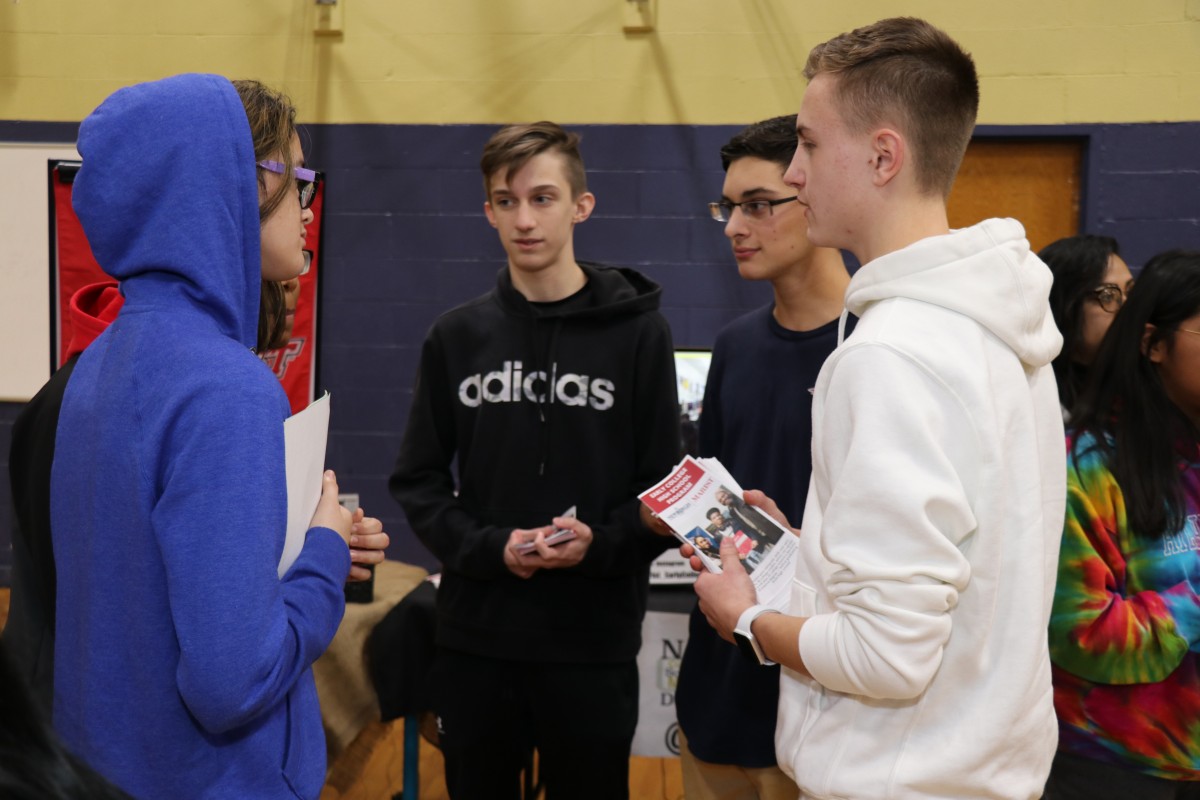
777,219,1066,800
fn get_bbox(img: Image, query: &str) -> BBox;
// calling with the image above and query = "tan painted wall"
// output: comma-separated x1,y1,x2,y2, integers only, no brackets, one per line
1,0,1198,125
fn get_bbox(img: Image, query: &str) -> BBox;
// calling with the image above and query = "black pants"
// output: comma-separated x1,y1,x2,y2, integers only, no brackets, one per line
1044,751,1200,800
431,648,639,800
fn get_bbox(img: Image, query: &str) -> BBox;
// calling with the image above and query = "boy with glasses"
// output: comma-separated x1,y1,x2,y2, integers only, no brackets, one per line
390,121,680,800
690,18,1066,799
674,114,849,800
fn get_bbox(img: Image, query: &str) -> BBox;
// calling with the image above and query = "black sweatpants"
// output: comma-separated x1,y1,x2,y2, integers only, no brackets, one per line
430,648,639,800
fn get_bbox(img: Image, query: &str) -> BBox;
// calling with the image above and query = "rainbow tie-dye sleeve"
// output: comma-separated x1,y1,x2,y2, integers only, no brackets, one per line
1049,431,1200,779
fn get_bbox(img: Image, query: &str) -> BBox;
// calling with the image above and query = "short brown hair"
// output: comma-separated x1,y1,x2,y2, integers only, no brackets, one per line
233,79,298,222
804,17,978,197
480,121,587,199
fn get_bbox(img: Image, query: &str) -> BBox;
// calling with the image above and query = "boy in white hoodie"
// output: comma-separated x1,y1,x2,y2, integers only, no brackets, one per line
690,17,1067,800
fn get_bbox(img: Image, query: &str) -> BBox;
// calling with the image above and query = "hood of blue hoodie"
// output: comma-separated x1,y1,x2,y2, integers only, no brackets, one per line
72,74,262,349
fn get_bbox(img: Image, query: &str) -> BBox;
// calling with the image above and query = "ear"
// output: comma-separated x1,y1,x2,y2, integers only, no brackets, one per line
483,201,498,230
870,128,904,187
572,192,596,224
1142,323,1166,363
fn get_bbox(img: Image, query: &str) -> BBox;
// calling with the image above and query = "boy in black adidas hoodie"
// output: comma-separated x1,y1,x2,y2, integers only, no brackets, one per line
390,122,681,799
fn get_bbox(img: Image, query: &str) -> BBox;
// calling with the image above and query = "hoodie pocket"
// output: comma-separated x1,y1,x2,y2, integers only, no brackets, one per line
281,682,324,799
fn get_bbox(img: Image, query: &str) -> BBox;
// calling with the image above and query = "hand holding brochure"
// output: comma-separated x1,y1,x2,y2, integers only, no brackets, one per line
639,456,797,607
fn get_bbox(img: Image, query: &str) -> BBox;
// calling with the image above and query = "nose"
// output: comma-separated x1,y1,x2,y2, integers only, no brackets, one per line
514,202,536,231
301,205,314,227
783,148,806,191
724,210,747,240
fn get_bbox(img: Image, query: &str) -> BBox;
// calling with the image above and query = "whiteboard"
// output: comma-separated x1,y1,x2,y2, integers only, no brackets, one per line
0,142,82,402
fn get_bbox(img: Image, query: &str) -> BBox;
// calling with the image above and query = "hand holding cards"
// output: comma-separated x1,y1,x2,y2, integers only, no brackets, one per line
513,505,578,554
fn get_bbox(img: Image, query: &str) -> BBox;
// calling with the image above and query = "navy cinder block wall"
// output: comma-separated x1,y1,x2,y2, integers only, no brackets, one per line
2,121,1199,578
309,123,760,570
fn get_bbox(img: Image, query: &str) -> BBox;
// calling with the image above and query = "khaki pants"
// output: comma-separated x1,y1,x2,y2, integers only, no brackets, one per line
679,732,799,800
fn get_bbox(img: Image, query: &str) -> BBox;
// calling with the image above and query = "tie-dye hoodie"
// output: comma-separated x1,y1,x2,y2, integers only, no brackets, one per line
1050,430,1200,780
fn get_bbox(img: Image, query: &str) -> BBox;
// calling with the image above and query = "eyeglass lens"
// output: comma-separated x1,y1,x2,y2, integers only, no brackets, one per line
298,179,316,210
1094,285,1123,313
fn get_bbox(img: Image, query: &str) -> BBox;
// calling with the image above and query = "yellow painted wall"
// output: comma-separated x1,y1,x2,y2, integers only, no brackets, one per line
1,0,1198,125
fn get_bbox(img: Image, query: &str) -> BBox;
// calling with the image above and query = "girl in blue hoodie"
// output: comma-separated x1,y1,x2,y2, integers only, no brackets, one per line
50,74,364,800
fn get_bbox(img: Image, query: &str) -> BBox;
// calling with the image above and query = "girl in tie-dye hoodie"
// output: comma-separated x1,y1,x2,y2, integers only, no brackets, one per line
1048,251,1200,798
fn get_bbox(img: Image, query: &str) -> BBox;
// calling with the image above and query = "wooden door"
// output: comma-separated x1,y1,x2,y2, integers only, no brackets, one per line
948,139,1083,253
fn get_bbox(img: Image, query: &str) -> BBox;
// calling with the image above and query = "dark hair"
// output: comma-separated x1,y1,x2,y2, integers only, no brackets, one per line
1071,250,1200,538
1040,234,1122,410
0,640,133,799
706,508,721,518
803,17,978,197
232,79,298,223
720,115,798,172
256,279,287,353
480,121,587,198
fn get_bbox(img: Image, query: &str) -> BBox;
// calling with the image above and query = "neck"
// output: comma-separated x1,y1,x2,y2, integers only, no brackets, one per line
509,259,587,302
855,192,950,266
771,248,850,332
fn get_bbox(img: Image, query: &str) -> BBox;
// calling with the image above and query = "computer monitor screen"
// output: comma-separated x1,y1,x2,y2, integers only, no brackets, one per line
674,348,712,458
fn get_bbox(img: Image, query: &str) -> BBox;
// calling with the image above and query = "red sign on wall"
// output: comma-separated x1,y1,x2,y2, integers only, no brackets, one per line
49,161,322,414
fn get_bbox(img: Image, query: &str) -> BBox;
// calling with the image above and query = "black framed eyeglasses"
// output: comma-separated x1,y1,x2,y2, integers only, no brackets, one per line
708,196,798,223
1090,282,1132,313
257,160,323,210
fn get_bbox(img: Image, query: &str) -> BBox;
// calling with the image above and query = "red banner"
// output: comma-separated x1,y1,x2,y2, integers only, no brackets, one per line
50,163,321,414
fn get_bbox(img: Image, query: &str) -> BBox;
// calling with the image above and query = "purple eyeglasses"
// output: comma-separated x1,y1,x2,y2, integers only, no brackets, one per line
256,160,323,210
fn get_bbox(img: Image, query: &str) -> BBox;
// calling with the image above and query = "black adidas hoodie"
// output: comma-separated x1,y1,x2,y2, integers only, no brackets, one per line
390,262,682,663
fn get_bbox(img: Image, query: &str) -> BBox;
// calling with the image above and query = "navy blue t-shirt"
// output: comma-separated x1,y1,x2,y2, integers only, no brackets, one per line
675,303,853,767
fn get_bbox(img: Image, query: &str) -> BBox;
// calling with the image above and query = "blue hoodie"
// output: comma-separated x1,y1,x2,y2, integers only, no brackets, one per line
50,74,349,800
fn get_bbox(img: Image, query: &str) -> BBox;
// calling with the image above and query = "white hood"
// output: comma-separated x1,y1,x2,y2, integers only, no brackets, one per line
844,218,1062,368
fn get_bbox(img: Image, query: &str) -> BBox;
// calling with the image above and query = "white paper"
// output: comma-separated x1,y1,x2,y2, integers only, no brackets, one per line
279,392,331,577
639,455,797,608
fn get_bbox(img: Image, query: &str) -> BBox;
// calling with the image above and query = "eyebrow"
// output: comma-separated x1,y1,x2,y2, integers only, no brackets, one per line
491,184,561,197
720,187,784,203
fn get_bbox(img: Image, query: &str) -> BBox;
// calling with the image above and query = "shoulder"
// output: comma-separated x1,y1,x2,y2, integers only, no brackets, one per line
433,292,498,328
822,341,976,436
426,292,504,342
145,331,288,413
715,305,771,345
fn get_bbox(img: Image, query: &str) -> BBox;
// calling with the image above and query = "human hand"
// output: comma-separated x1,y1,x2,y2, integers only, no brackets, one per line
309,470,353,547
639,502,672,536
693,537,758,643
521,515,593,570
347,507,389,582
679,541,702,572
504,528,544,579
744,489,800,537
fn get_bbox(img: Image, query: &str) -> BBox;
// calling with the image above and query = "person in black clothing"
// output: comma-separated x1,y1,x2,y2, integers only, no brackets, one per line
0,638,133,800
389,121,681,800
4,281,123,714
1039,234,1132,415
